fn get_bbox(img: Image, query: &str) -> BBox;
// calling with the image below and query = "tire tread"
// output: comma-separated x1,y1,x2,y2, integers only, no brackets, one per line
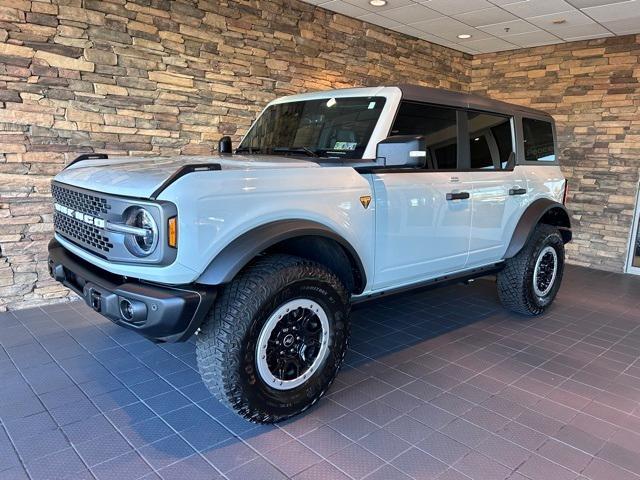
196,254,349,423
497,224,563,316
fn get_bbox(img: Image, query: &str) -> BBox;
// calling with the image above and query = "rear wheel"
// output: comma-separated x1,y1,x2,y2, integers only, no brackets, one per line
196,254,350,423
497,224,565,316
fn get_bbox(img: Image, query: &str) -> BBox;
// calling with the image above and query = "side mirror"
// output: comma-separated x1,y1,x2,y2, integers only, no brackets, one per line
218,136,233,154
376,135,427,167
504,151,516,170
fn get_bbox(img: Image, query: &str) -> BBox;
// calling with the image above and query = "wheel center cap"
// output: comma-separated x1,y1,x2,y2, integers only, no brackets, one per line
282,334,295,347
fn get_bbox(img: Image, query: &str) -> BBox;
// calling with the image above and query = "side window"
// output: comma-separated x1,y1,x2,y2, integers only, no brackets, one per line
492,120,513,168
523,118,555,162
391,102,458,170
469,133,493,169
467,112,513,170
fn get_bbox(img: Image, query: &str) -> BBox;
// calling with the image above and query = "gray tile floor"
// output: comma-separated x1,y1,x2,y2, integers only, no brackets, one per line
2,265,640,480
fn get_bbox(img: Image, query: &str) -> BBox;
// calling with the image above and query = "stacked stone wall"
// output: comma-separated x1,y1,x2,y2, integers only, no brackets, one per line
0,0,470,310
471,35,640,272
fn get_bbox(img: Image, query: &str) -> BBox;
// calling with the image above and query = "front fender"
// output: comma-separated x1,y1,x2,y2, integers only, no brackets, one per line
197,219,367,287
505,198,572,258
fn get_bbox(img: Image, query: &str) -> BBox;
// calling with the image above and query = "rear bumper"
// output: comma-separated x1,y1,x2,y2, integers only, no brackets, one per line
47,239,216,342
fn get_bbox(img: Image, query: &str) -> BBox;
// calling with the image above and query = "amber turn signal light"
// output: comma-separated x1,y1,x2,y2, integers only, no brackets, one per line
168,216,177,248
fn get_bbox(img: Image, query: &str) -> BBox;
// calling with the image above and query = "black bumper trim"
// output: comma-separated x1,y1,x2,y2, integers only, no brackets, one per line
48,239,216,343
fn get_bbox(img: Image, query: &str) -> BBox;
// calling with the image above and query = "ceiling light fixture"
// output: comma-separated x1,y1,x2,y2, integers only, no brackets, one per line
369,0,387,6
457,34,472,39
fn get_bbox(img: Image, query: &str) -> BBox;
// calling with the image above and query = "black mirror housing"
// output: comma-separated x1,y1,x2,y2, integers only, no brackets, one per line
376,135,427,168
218,136,233,154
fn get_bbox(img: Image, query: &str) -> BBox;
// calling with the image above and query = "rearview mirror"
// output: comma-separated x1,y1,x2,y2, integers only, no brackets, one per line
376,135,427,168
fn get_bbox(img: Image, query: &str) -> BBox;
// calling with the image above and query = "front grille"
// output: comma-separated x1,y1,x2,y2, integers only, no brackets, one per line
51,181,175,265
52,183,110,216
54,213,113,253
52,183,113,254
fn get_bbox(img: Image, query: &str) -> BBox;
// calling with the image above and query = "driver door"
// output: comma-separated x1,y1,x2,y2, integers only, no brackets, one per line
372,172,472,289
372,102,472,290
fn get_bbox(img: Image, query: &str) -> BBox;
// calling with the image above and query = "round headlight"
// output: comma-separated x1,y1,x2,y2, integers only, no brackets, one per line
123,207,158,257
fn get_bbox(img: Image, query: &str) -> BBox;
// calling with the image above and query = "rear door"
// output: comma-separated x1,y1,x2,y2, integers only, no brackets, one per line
464,111,528,267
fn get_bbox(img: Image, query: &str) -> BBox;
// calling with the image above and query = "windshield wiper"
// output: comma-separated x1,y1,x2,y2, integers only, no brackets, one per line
273,147,320,158
236,146,260,154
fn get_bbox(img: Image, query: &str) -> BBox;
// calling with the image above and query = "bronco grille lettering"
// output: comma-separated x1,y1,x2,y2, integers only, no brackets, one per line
54,203,106,229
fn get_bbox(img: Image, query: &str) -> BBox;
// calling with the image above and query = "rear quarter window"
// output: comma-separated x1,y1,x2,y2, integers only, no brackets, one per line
523,118,556,162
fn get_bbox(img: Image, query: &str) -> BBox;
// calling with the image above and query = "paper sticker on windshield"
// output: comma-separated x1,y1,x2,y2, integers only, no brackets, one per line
333,142,357,151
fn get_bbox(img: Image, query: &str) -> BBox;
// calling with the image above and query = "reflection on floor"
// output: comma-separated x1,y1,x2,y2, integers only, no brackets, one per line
1,265,640,479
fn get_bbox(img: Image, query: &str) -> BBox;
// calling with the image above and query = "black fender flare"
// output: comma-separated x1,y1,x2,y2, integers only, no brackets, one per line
505,198,572,259
197,219,367,291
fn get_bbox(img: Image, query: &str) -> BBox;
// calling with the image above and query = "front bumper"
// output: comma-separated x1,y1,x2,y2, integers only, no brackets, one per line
47,239,216,342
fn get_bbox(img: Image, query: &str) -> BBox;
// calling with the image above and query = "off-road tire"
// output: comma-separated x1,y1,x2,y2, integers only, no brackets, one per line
497,224,565,316
196,254,350,423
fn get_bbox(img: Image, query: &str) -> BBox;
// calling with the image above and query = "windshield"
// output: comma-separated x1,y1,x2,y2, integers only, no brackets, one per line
237,96,386,159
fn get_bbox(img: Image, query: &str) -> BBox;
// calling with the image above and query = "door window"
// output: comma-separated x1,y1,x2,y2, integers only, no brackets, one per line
523,118,555,162
469,134,493,169
467,112,513,170
493,119,514,168
391,103,516,171
391,102,458,169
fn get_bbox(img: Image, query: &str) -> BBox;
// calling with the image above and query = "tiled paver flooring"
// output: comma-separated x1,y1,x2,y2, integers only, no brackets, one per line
2,265,640,479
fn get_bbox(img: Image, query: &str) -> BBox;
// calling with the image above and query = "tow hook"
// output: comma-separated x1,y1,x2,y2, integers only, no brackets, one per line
89,289,102,312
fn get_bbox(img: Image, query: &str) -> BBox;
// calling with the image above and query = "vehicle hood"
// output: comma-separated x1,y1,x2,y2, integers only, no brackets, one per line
53,155,320,198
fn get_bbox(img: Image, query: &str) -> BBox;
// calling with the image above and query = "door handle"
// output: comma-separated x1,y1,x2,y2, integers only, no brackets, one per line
509,188,527,196
446,192,470,201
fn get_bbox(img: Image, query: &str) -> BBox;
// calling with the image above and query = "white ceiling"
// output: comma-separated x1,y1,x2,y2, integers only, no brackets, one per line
302,0,640,53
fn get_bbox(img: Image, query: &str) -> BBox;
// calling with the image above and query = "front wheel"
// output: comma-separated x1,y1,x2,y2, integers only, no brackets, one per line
497,224,565,316
196,254,350,423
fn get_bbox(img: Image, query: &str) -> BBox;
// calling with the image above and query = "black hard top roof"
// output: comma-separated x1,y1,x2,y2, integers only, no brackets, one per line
397,84,552,119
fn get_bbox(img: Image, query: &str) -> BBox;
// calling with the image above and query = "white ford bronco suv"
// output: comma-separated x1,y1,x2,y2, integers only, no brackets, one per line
48,85,571,423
